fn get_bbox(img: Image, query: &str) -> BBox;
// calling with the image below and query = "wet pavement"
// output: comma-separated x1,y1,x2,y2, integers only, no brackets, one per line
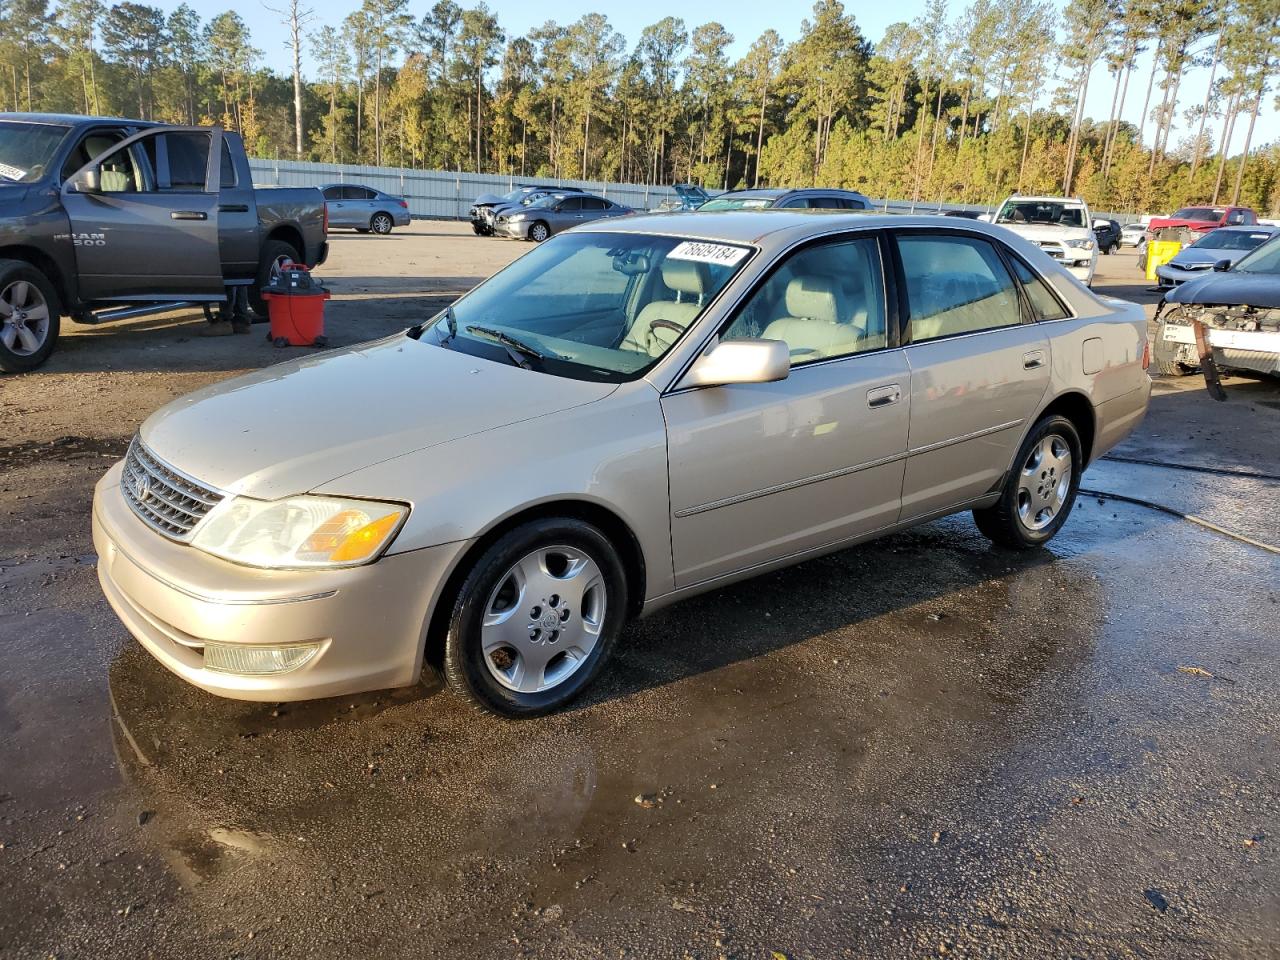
1,240,1278,958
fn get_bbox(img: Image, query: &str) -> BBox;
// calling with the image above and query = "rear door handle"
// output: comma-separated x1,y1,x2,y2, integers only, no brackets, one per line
1023,350,1046,369
867,384,901,408
171,210,207,221
218,203,249,213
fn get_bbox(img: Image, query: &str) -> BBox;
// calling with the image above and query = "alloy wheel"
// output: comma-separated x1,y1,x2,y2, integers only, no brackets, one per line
0,280,51,357
372,214,393,234
530,223,548,242
1017,434,1072,531
480,545,607,694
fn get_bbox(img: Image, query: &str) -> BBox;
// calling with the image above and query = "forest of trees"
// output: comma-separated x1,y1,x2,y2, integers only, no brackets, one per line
1,0,1278,214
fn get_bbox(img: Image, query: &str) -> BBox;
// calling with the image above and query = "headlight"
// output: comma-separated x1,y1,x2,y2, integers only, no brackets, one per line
507,212,528,222
1064,238,1095,250
190,495,408,569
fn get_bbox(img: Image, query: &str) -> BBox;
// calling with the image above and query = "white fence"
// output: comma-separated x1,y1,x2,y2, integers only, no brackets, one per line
247,158,1140,224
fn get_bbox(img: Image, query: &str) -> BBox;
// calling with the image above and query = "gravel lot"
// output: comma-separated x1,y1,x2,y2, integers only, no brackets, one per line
1,224,1277,959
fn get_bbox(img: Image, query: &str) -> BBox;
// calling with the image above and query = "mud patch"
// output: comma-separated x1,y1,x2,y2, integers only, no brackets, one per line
0,435,129,470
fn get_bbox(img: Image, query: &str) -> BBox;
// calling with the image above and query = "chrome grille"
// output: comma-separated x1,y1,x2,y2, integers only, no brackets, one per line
120,438,223,541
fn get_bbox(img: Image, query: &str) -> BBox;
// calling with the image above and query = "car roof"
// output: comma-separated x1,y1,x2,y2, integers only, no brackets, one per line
1004,195,1086,205
576,209,1011,246
0,112,152,127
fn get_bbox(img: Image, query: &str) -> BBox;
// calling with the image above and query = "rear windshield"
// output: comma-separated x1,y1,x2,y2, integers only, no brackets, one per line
699,195,776,211
0,121,71,183
1191,229,1275,251
1171,207,1224,221
996,201,1085,228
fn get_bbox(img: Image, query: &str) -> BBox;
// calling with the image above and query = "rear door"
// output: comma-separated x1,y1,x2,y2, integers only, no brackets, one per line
61,126,223,302
892,229,1050,520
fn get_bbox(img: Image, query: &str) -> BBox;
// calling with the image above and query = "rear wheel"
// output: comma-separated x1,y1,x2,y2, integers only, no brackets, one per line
973,415,1082,550
250,239,300,319
529,221,550,243
443,518,628,718
0,259,60,373
370,212,394,235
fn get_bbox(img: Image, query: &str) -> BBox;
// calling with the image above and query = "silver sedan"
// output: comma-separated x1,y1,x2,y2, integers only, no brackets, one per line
495,192,632,241
93,213,1150,716
1155,225,1278,288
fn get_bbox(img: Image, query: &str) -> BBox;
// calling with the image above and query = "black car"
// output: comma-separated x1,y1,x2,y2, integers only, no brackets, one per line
1092,218,1122,254
697,187,871,212
1151,233,1280,379
943,209,984,219
469,185,583,235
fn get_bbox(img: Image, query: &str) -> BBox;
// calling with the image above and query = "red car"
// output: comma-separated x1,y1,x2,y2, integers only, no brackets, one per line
1148,205,1257,237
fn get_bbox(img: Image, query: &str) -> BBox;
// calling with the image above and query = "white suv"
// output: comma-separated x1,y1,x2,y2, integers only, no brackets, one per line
993,195,1098,286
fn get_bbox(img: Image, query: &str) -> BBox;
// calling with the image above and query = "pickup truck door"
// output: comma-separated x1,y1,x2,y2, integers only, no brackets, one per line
61,126,224,302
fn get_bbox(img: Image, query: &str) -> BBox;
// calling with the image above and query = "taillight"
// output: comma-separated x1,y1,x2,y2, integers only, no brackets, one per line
399,199,408,209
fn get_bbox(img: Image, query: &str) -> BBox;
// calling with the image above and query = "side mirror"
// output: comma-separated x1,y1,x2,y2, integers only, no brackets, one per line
1213,258,1232,272
71,167,101,194
681,339,790,389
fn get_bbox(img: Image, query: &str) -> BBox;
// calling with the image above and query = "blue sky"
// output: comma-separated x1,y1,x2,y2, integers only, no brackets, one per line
182,0,1276,156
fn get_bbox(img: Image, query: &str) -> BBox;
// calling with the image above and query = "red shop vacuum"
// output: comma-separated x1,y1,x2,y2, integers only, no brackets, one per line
261,262,330,348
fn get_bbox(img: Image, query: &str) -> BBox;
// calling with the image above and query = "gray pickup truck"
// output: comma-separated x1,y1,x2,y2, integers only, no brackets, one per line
0,113,328,371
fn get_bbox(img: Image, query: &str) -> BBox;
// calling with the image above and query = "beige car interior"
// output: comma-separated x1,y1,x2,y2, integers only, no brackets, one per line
899,237,1022,341
620,259,712,357
727,240,888,363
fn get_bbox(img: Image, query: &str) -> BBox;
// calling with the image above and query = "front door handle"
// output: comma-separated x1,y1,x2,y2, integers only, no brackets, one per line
867,383,901,408
171,210,207,221
1023,350,1046,370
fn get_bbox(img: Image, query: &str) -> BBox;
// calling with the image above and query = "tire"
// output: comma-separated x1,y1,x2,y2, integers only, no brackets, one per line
0,259,60,373
442,518,628,718
1153,317,1197,376
973,415,1083,550
370,212,394,235
528,221,550,243
249,239,301,320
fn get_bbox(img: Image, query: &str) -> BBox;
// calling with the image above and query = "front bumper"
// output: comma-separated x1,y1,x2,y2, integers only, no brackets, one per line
1155,263,1212,287
93,462,466,702
1158,322,1280,375
1065,256,1096,284
495,219,529,239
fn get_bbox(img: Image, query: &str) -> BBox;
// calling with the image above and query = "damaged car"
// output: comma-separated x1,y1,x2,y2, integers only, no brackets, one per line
1152,231,1280,380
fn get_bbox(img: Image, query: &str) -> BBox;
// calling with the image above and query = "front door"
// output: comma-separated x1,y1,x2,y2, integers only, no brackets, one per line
61,127,223,302
892,230,1051,520
663,234,910,588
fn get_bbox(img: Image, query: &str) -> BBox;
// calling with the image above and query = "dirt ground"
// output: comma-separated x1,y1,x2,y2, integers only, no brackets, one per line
1,225,1277,959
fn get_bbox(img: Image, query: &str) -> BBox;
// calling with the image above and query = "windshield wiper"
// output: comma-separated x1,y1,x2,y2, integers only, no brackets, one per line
466,325,549,369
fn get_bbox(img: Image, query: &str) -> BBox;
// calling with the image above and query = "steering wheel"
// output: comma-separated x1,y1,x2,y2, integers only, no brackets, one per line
648,318,685,339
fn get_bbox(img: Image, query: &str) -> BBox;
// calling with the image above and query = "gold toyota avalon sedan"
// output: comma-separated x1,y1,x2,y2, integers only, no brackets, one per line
93,211,1151,717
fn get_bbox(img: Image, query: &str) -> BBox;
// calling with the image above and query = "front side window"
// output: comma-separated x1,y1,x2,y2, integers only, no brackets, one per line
723,237,887,364
163,132,211,189
898,234,1023,341
322,186,343,201
421,232,751,382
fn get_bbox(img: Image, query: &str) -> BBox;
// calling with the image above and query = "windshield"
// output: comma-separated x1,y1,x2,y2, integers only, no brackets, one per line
0,121,71,183
421,232,751,382
1231,235,1280,274
1171,207,1224,221
698,196,775,211
996,201,1085,228
1192,229,1274,252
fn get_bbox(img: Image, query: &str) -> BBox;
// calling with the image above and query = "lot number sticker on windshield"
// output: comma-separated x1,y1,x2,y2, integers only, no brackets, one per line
668,241,749,267
0,162,26,181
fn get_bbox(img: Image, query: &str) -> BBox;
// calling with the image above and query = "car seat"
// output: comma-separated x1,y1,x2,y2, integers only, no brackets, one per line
761,275,865,361
619,259,711,357
84,136,133,192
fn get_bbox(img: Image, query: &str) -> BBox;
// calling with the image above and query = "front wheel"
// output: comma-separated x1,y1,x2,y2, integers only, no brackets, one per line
370,212,394,235
442,519,628,718
528,221,550,243
0,259,60,373
973,415,1082,550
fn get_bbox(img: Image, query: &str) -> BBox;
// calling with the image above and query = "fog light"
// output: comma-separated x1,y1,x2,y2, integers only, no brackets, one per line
204,641,322,675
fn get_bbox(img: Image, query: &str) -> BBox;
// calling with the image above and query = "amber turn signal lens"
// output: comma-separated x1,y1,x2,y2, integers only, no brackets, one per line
329,512,405,563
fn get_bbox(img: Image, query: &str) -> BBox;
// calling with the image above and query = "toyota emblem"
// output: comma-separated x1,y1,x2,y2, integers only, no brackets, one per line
133,472,151,503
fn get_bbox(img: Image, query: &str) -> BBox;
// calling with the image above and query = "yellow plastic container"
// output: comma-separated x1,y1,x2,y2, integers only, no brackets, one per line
1146,239,1182,281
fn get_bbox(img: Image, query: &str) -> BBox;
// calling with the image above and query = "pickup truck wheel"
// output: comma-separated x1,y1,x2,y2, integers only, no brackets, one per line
370,213,394,235
0,260,60,373
250,239,301,319
973,415,1082,550
443,518,627,718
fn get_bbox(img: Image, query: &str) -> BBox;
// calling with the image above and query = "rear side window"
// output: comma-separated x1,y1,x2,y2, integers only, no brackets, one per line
219,140,236,188
559,197,584,211
1007,255,1070,321
341,185,371,200
581,197,608,210
897,234,1024,341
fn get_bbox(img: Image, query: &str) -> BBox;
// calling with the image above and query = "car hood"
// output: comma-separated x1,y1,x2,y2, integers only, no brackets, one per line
140,336,618,500
1165,272,1280,308
994,222,1090,243
473,193,505,206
